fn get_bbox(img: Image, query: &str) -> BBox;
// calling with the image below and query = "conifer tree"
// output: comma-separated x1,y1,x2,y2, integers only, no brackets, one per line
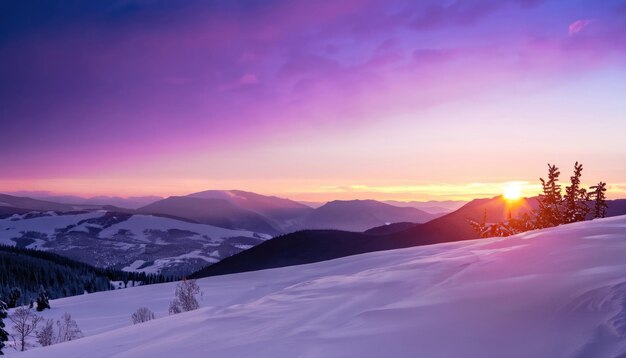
0,299,8,355
536,164,563,228
563,162,590,223
36,286,51,312
8,288,21,308
589,182,608,218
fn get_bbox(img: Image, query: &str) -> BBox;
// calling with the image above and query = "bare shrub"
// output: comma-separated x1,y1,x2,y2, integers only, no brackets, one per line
36,319,55,347
56,313,83,343
131,307,155,324
9,307,43,351
169,279,201,314
34,313,83,348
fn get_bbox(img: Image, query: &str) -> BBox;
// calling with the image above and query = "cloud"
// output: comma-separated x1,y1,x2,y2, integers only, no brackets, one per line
568,19,594,36
2,0,626,179
239,73,259,85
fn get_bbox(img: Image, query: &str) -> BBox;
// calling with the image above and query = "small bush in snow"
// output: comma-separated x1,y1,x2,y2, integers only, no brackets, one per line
34,313,83,348
168,300,182,315
169,279,202,314
36,319,55,347
131,307,155,324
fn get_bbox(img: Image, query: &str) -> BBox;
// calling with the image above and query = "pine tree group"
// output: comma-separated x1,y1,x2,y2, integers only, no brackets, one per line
1,245,177,306
469,162,608,238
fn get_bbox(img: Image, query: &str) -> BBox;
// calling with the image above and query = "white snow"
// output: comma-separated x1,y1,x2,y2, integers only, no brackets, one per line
97,214,272,242
0,212,103,242
9,216,626,357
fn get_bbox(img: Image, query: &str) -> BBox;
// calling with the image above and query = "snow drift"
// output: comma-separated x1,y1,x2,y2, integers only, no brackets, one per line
10,216,626,357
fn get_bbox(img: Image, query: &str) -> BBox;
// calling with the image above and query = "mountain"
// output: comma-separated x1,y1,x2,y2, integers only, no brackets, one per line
0,245,169,307
297,200,326,209
15,216,626,357
0,193,77,215
191,196,626,278
187,190,313,222
383,200,467,214
137,196,282,235
364,222,417,234
141,192,442,235
0,211,271,275
288,199,440,232
31,195,162,209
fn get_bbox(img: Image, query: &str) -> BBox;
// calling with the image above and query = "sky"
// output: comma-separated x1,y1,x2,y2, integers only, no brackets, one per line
1,0,626,201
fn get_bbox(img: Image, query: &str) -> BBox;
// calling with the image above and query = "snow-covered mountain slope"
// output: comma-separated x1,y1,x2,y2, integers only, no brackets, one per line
10,215,626,357
0,211,270,275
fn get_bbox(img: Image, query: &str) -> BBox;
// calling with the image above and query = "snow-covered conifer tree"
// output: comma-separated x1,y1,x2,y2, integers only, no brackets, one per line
563,162,590,223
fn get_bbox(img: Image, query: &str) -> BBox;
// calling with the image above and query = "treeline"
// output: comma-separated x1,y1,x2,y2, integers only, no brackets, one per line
470,162,608,238
0,245,177,307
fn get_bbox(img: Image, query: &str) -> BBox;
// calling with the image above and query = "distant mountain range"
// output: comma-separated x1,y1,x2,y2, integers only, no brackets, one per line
0,193,78,214
136,191,443,235
298,200,468,214
2,191,446,236
4,192,162,209
190,196,626,278
0,190,451,274
288,199,438,232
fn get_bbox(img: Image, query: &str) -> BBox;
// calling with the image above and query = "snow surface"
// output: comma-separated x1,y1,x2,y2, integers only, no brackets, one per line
0,212,103,241
9,216,626,357
97,215,271,242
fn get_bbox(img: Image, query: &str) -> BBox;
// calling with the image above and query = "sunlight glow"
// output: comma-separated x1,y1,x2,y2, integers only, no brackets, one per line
503,183,523,200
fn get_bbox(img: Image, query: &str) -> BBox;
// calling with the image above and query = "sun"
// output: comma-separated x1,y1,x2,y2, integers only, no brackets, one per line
503,183,523,200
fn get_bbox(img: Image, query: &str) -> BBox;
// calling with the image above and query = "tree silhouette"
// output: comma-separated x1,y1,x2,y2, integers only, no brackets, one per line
563,162,590,223
589,182,608,218
536,164,563,228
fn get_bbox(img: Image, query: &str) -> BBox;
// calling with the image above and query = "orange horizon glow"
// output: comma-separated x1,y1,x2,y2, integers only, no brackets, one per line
2,178,624,202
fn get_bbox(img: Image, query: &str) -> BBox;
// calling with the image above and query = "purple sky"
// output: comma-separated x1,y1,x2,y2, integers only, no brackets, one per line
1,0,626,200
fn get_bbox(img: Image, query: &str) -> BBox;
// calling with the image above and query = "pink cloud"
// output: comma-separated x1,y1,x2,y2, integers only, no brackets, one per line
239,73,259,85
568,19,594,36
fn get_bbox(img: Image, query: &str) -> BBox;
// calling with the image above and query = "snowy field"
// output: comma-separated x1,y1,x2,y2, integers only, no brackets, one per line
7,215,626,357
0,211,270,274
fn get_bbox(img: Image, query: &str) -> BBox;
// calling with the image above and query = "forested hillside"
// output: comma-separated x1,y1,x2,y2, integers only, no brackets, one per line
0,245,174,307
